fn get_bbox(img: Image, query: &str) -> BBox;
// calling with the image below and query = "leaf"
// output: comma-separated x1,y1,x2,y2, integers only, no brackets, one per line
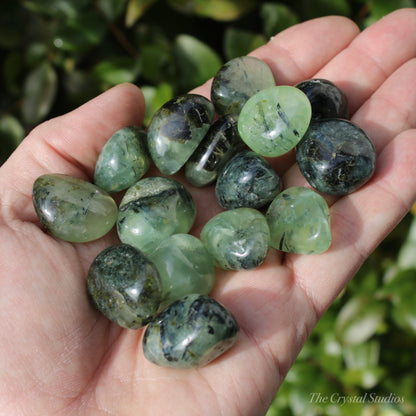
381,269,416,335
21,61,58,126
53,12,108,52
22,0,88,19
167,0,256,21
335,294,387,346
140,42,173,84
97,0,128,21
0,115,25,165
260,3,299,38
92,56,141,86
141,83,174,126
125,0,158,27
300,0,351,20
173,34,222,91
224,28,267,61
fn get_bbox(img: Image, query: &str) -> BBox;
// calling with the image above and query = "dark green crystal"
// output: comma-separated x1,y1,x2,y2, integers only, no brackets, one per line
143,294,239,368
215,151,281,209
147,94,215,175
185,114,245,187
296,119,376,195
87,243,162,329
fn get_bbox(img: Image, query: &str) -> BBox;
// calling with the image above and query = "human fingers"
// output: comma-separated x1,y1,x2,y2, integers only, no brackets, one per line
0,83,145,223
315,8,416,114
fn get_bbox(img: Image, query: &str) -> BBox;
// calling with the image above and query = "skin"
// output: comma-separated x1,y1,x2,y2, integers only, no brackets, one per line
0,9,415,416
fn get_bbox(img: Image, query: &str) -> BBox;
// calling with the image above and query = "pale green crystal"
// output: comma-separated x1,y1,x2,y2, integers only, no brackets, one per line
117,177,196,254
238,86,312,157
266,187,331,254
94,126,150,193
32,174,117,243
149,234,215,307
200,208,270,270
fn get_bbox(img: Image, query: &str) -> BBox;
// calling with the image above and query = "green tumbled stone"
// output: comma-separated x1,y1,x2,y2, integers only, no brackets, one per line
94,126,151,193
238,86,312,157
211,56,276,116
87,243,162,329
32,173,117,243
185,114,245,187
117,177,196,254
296,119,376,195
147,94,215,175
143,294,239,368
266,187,331,254
215,150,281,209
149,234,216,307
200,208,270,270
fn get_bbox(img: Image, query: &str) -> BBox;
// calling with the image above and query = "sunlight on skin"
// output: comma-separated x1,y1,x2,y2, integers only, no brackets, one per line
0,9,415,416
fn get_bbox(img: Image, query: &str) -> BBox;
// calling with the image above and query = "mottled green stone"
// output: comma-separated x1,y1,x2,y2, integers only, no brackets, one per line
147,94,215,175
200,208,270,270
211,56,275,116
149,234,216,307
296,119,376,195
295,79,349,120
87,243,162,329
94,126,151,193
266,187,331,254
185,114,245,187
215,151,281,209
32,173,117,243
117,177,196,254
143,294,239,368
238,86,312,157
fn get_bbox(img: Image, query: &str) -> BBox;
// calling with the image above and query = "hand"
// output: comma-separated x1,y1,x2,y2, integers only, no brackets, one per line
0,9,415,415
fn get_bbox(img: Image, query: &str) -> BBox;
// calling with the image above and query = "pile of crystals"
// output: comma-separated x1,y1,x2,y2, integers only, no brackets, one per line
32,56,376,369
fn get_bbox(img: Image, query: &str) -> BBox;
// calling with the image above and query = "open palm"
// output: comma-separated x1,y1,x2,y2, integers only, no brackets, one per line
0,10,415,415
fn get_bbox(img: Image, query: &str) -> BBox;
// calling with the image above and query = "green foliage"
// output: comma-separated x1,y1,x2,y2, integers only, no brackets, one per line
1,3,415,413
267,214,416,415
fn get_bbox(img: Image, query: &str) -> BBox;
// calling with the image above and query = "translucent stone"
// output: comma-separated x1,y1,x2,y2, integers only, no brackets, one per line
143,294,239,368
215,150,281,209
200,208,270,270
94,126,151,193
266,187,331,254
147,94,215,175
32,173,117,243
117,177,196,254
87,244,162,329
185,114,245,187
295,78,349,120
149,234,216,307
238,86,312,157
211,56,275,116
296,119,376,195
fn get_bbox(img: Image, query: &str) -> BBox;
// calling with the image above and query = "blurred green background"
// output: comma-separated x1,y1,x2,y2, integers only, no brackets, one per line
1,1,415,415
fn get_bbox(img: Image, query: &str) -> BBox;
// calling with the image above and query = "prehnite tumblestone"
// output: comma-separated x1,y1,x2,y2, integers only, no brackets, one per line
94,126,151,193
147,94,215,175
266,187,331,254
210,56,276,116
296,119,376,195
238,86,312,157
185,114,245,187
117,177,196,254
149,234,216,307
215,150,281,209
200,208,270,270
295,79,349,120
32,173,117,243
87,243,162,329
143,294,239,368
